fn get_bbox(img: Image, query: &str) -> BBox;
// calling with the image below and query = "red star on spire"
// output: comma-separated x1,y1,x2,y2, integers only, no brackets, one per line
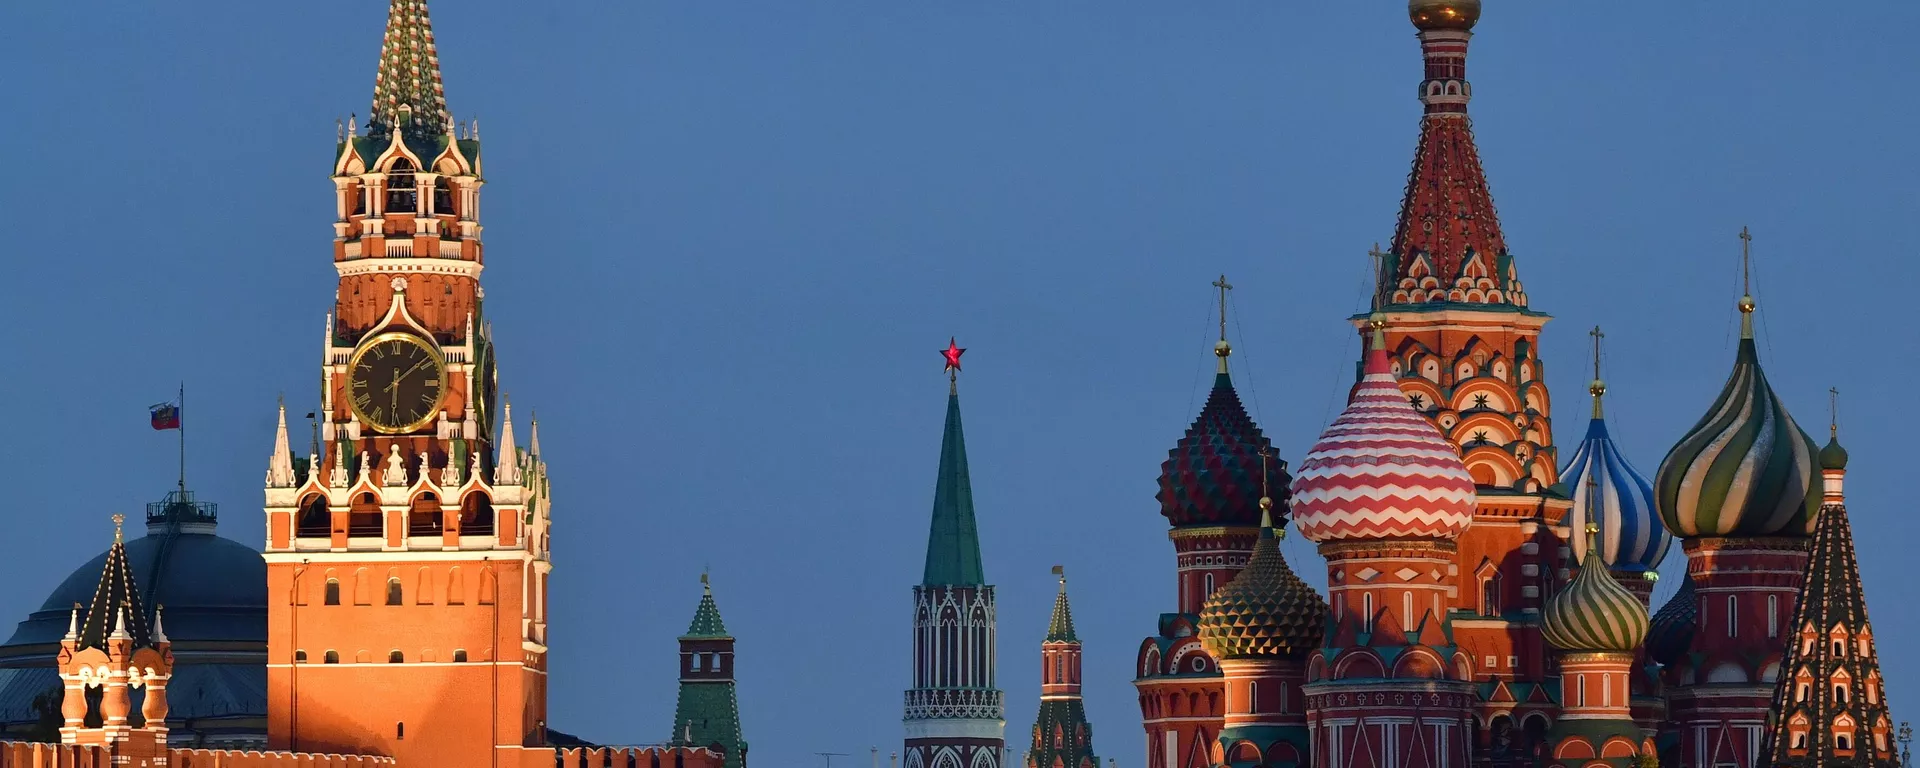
941,338,965,374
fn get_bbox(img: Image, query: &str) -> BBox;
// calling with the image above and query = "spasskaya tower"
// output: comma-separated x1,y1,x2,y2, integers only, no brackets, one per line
260,2,555,767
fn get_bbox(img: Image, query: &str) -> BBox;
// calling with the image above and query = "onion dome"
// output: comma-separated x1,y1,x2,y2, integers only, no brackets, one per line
1560,338,1670,572
1197,504,1328,660
1819,435,1848,471
1409,0,1481,30
1290,322,1476,542
1654,287,1819,539
1156,338,1287,529
1645,575,1698,666
1541,524,1652,654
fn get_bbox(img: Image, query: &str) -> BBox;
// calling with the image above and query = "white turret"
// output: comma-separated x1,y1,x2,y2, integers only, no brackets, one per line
267,400,297,488
495,400,522,486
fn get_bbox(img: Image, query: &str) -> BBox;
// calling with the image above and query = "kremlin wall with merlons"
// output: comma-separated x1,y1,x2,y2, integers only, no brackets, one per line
0,1,1896,768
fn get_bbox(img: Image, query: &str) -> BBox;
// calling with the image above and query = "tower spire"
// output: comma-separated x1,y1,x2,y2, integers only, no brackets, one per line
369,0,450,141
1738,226,1758,339
924,341,984,587
1212,275,1233,374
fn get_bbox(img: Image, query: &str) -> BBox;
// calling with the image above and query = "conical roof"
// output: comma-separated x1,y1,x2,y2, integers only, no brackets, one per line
682,577,729,640
1645,575,1697,667
1540,528,1650,654
1561,386,1669,572
1156,371,1285,529
79,517,155,651
923,387,985,586
1045,570,1077,643
1197,508,1328,660
1654,331,1818,539
1290,330,1476,542
369,0,451,141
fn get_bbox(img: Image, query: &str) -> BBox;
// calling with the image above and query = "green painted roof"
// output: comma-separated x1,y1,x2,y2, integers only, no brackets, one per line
369,0,451,141
683,581,729,639
923,390,985,586
1046,576,1077,643
670,681,747,768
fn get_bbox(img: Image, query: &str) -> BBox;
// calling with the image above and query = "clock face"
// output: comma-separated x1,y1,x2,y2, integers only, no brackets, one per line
348,332,446,433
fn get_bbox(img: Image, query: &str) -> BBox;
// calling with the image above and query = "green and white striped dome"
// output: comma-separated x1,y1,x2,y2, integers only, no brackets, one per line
1654,334,1818,539
1541,530,1651,654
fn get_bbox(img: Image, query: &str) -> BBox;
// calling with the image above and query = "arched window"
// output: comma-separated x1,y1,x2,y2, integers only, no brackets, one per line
460,493,495,537
1403,593,1414,627
1203,573,1215,598
1603,673,1612,707
386,578,403,606
433,177,453,216
1578,675,1586,706
1836,684,1849,704
324,579,341,605
297,495,330,538
1838,735,1852,750
397,722,406,741
295,650,308,663
409,493,443,536
324,650,340,664
1052,655,1062,684
692,654,704,672
1768,595,1779,638
1794,733,1807,749
389,650,404,664
1727,596,1738,637
479,570,497,606
416,568,435,605
1481,575,1501,617
1363,593,1374,632
446,567,465,605
386,159,418,213
1248,681,1259,714
1797,682,1810,702
1834,639,1845,655
349,492,382,537
453,649,468,663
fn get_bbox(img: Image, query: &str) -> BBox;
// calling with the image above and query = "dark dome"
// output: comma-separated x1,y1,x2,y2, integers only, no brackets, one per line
1645,575,1698,667
1157,372,1289,528
3,529,266,649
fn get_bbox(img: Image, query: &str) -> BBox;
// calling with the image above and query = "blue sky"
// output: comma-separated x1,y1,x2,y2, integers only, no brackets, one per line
1,2,1915,765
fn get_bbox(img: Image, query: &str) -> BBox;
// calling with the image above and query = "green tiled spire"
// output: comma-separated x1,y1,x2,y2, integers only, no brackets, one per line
923,389,985,587
1046,567,1077,643
683,574,730,639
369,0,451,140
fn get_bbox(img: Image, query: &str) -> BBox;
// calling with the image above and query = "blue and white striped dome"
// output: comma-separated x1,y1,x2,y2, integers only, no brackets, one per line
1561,398,1670,573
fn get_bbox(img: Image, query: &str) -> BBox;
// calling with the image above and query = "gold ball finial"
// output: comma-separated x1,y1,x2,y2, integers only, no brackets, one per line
1589,378,1606,398
112,514,125,543
1409,0,1481,31
1738,294,1757,314
1586,521,1600,536
1215,339,1232,358
1258,496,1274,512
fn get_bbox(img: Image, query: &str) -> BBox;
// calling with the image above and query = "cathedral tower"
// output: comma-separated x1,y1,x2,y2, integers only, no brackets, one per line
1027,567,1096,768
905,341,1005,768
671,576,748,768
262,3,555,766
1135,278,1285,768
1360,0,1574,738
1538,510,1656,767
1653,233,1819,768
1762,423,1896,767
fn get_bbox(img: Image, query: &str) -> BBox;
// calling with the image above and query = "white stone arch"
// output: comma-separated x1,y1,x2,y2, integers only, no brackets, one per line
968,747,997,768
905,750,927,768
932,747,964,768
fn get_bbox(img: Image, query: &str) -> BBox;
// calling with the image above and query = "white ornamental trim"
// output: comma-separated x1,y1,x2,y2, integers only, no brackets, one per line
336,257,484,280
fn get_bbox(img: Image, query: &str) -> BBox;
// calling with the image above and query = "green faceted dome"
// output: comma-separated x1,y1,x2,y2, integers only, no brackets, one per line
1654,337,1819,538
1819,436,1849,471
1197,507,1327,660
1541,530,1651,654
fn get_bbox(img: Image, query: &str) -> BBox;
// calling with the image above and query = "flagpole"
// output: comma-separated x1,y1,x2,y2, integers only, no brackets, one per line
178,382,186,493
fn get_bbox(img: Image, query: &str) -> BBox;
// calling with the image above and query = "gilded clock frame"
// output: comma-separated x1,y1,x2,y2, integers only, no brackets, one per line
346,330,449,435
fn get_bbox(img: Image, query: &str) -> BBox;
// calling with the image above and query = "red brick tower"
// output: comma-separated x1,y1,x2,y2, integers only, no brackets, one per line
56,516,175,768
262,3,555,767
1136,279,1287,768
1361,0,1573,746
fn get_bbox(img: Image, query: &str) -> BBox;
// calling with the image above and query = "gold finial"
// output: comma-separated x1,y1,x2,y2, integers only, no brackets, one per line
1257,447,1278,531
112,514,125,544
1212,275,1234,373
1829,387,1840,439
1737,227,1757,339
1588,326,1606,419
1582,475,1601,555
1052,564,1066,585
700,568,711,595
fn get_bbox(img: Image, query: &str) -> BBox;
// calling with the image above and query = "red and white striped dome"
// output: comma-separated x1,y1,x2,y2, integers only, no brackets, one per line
1289,340,1477,542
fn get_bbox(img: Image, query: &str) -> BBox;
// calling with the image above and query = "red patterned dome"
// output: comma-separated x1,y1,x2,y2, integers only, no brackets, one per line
1157,371,1288,529
1289,331,1476,542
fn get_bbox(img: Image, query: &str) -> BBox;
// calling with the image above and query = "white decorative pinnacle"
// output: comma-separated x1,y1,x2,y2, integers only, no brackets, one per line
528,413,541,458
494,400,522,486
330,446,349,488
109,607,129,642
267,401,297,488
384,444,409,487
153,605,168,645
358,450,374,487
418,453,434,487
65,604,79,643
467,447,482,487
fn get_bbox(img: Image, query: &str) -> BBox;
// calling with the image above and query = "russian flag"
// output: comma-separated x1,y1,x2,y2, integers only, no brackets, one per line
149,402,181,431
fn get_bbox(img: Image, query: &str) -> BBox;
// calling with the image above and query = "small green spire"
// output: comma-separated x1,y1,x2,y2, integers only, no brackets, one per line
683,573,729,639
1046,566,1077,643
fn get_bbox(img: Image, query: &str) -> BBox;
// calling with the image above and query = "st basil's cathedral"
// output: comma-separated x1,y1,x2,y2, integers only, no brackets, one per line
0,2,1901,768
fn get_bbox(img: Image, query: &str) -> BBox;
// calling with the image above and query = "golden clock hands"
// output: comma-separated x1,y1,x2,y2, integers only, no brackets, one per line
389,369,400,414
398,358,434,382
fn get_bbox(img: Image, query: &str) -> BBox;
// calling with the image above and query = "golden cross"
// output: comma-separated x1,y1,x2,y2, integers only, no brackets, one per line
1367,243,1388,310
1829,387,1840,439
1211,275,1233,342
1589,326,1604,380
1738,226,1753,296
112,514,125,544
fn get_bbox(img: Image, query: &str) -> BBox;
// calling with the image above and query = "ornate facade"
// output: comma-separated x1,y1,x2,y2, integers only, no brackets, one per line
672,577,749,768
1026,569,1096,768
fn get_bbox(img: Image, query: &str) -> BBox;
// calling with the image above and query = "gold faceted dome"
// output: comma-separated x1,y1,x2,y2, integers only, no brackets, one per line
1197,509,1328,660
1409,0,1481,30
